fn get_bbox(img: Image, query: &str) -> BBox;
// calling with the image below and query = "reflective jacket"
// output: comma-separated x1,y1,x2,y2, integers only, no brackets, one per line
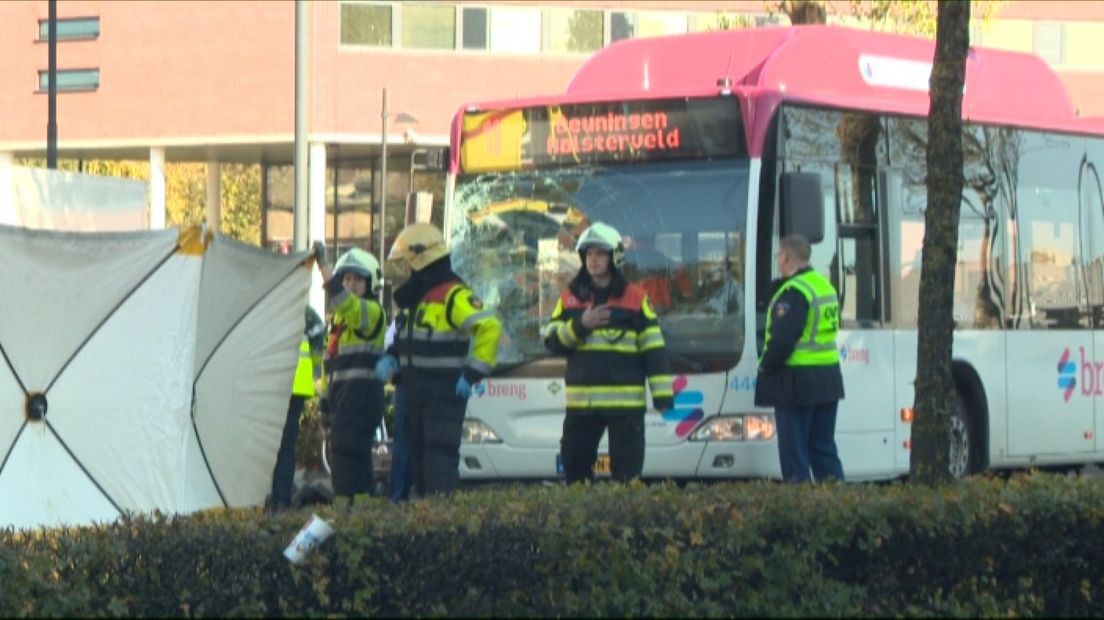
327,287,387,385
765,269,840,367
544,283,673,414
390,281,501,384
292,306,326,397
754,267,845,408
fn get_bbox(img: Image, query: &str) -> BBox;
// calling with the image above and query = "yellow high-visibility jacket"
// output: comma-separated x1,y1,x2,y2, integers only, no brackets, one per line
390,280,501,383
544,283,673,414
327,287,387,384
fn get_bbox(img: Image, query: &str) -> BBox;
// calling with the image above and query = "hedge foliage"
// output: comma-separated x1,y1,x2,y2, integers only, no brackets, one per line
1,472,1102,617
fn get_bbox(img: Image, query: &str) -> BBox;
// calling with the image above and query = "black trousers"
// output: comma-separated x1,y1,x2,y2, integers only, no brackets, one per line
330,378,384,499
270,395,305,508
404,375,467,496
561,410,645,483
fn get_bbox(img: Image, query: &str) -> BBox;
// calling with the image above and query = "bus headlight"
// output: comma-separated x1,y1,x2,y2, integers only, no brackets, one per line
689,415,775,442
744,414,776,440
462,418,503,444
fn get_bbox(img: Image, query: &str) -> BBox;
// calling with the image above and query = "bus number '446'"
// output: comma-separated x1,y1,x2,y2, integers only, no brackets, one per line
731,376,757,391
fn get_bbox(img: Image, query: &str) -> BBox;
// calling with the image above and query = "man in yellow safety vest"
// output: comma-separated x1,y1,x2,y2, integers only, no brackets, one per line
755,234,845,483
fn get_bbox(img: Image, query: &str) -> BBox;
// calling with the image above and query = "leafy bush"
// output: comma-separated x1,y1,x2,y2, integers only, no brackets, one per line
1,472,1101,617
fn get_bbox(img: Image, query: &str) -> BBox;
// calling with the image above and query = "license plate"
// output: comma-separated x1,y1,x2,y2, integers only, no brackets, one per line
556,453,612,477
593,454,611,476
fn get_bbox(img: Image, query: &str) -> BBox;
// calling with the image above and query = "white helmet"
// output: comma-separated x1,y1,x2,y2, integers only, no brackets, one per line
333,248,382,295
575,222,625,267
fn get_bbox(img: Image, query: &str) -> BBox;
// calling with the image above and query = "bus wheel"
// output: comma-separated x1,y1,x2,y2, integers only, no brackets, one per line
948,392,973,479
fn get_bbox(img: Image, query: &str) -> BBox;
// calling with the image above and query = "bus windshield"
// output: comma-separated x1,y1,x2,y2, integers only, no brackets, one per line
450,158,749,374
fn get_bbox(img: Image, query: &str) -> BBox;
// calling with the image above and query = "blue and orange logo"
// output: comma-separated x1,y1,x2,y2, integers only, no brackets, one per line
661,375,704,437
1058,347,1076,402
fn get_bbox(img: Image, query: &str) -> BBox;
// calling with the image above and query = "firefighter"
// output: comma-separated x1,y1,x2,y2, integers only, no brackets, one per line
323,248,387,501
375,223,502,496
269,304,325,511
544,222,674,483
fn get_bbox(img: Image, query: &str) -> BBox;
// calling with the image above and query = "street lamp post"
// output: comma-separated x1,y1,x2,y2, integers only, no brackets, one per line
378,88,418,305
379,88,389,304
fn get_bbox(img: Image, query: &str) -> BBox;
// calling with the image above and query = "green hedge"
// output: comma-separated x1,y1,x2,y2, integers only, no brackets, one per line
1,472,1102,617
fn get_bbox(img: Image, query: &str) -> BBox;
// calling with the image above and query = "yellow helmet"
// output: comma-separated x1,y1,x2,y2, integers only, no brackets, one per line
389,223,449,271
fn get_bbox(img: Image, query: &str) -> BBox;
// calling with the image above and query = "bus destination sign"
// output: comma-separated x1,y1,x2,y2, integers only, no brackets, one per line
461,98,746,174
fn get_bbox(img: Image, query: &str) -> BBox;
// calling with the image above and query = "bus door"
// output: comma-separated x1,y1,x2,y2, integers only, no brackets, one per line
828,161,897,478
772,106,898,478
773,158,896,477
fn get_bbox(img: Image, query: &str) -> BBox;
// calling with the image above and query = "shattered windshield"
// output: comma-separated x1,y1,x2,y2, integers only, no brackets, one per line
450,159,749,374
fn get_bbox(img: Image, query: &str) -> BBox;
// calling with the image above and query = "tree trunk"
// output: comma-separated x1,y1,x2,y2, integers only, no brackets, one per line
781,0,827,25
910,0,970,484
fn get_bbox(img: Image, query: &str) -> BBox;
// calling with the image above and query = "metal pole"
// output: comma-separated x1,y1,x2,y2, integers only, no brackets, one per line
379,87,388,304
409,149,422,194
47,0,57,169
293,0,309,251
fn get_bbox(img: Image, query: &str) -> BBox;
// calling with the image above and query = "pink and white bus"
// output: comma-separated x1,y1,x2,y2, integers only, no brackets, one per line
445,24,1104,482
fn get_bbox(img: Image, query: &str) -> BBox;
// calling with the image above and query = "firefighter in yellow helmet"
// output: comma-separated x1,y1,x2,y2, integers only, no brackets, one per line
323,247,388,501
375,223,502,496
543,222,673,483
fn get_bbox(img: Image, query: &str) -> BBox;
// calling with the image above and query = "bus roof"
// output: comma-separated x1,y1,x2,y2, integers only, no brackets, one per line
451,25,1095,169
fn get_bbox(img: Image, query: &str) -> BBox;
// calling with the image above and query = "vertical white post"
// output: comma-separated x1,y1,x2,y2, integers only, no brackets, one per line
206,157,221,235
293,0,310,251
149,146,166,230
308,142,327,317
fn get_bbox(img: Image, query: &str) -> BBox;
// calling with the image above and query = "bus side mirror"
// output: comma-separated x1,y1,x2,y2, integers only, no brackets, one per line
780,172,824,243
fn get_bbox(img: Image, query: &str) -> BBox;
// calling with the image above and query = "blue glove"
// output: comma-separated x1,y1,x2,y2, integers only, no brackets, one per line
375,355,400,382
456,376,473,399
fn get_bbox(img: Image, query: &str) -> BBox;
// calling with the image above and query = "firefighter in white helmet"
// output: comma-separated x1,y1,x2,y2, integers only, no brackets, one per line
323,247,388,501
543,221,673,483
375,223,502,496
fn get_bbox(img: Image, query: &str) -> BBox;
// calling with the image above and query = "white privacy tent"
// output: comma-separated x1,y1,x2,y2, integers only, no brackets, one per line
0,224,312,530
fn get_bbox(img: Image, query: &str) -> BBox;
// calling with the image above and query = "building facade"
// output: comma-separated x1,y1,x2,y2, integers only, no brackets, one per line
2,0,1103,267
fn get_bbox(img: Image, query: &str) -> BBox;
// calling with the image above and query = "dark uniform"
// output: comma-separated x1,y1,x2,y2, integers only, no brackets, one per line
754,266,845,482
387,256,501,496
270,305,325,509
326,277,387,499
545,275,673,483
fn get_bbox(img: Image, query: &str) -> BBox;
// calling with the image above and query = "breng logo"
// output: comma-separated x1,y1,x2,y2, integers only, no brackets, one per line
1058,347,1076,402
473,379,527,400
661,375,704,437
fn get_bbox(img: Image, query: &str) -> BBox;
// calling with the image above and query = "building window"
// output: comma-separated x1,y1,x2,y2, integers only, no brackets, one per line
401,3,454,50
340,2,392,46
609,10,688,42
461,6,488,50
637,11,688,38
1033,22,1065,65
969,23,983,46
611,11,635,43
37,17,100,41
689,12,759,32
489,6,541,54
37,68,99,92
548,8,603,53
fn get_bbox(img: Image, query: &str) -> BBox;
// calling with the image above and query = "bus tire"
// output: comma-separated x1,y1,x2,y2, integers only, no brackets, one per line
948,390,981,479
